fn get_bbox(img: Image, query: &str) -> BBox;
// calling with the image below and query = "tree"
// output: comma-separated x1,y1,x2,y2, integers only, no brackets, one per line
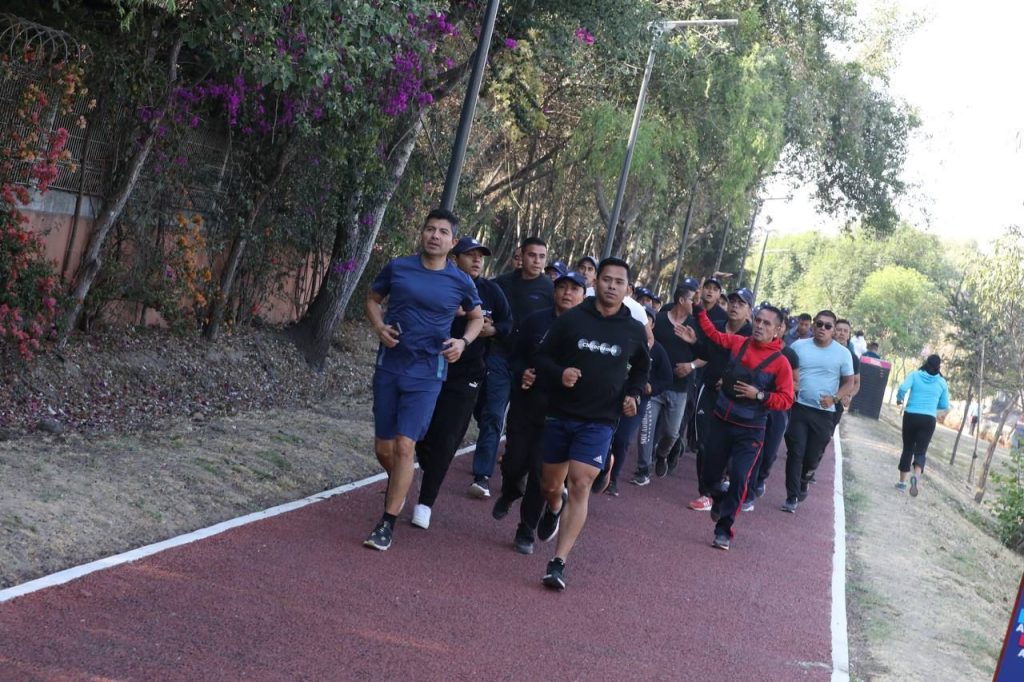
851,265,942,357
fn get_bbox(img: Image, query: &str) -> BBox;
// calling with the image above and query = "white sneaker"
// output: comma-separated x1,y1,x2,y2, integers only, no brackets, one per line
411,504,431,529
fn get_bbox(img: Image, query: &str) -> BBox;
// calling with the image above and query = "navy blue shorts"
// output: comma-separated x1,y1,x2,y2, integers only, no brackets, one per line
541,417,615,469
372,369,442,441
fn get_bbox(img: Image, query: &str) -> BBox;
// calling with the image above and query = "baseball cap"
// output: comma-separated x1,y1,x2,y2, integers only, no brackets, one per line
680,276,701,292
554,271,588,290
634,286,654,299
643,304,657,320
452,236,491,256
576,255,598,269
728,287,755,308
703,276,723,290
545,260,568,276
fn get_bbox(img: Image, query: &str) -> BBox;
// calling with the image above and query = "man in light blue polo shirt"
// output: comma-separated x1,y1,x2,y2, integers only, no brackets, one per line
781,309,855,513
362,208,483,550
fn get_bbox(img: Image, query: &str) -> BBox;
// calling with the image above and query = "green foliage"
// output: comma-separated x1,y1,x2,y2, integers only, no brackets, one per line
851,265,942,356
992,429,1024,548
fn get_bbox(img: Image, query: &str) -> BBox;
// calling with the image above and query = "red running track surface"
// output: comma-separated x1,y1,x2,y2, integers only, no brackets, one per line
0,445,837,681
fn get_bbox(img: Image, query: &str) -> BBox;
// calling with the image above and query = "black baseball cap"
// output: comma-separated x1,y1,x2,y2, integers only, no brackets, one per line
680,276,701,292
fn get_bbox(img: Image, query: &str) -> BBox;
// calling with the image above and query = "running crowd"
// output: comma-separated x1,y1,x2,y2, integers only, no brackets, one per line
361,208,881,591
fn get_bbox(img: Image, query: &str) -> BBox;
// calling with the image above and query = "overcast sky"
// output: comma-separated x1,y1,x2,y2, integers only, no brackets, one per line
766,0,1024,248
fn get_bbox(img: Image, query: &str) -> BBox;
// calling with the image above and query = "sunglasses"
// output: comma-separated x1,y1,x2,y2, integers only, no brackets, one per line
814,320,834,330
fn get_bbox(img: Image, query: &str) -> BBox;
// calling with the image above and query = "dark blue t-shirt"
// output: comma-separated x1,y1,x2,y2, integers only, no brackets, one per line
371,255,482,381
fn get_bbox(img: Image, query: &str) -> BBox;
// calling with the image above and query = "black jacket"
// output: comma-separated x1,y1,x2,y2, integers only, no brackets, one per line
492,269,553,356
534,298,649,425
448,276,512,381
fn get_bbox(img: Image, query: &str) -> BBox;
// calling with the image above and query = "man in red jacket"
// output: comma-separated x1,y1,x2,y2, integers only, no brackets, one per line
684,300,794,550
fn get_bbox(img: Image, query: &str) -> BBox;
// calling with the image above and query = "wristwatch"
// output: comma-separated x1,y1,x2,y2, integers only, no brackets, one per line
756,390,766,402
690,362,696,371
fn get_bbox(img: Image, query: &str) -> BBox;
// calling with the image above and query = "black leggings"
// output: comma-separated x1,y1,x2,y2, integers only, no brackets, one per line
899,412,936,473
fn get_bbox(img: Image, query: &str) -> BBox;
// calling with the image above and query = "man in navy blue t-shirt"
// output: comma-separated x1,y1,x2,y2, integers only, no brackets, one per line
363,208,483,551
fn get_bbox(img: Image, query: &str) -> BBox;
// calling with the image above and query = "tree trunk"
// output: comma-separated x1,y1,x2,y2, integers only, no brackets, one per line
949,384,974,466
60,36,183,343
290,117,423,369
203,140,297,341
974,397,1016,503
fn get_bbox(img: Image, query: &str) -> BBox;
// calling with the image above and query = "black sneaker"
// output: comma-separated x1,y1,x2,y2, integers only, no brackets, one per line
781,498,798,514
492,495,512,520
754,482,766,498
605,482,619,497
798,478,810,502
592,467,609,494
630,472,651,487
468,476,491,499
363,520,393,551
513,523,535,555
666,442,682,474
654,456,668,478
712,532,730,550
537,488,568,542
542,558,567,590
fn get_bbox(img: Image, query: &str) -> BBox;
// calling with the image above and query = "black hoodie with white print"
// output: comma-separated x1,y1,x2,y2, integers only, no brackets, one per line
533,297,650,425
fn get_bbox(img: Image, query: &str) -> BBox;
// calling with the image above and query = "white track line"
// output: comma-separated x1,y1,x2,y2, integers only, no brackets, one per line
0,443,482,603
831,426,851,682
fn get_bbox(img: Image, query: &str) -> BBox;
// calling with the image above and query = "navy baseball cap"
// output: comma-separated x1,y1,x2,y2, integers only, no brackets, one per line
728,287,755,308
545,260,568,276
680,276,701,292
643,304,657,320
452,236,491,256
634,286,654,299
576,255,598,269
554,271,588,289
703,276,723,290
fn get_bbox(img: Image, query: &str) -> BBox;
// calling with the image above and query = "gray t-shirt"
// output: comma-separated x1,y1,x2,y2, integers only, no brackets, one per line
790,338,854,411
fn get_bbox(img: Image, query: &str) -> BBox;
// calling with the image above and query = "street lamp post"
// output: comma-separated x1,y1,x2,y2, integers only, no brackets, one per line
735,200,760,288
440,0,501,212
602,18,737,259
713,218,730,275
736,194,789,287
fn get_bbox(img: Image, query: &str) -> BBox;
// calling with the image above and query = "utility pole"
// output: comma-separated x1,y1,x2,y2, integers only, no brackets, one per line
440,0,501,212
602,18,737,259
713,218,730,275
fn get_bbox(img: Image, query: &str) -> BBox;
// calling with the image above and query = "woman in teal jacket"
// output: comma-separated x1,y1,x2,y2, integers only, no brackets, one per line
895,354,950,496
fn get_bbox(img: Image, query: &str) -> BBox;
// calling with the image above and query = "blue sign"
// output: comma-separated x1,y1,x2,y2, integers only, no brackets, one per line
995,573,1024,681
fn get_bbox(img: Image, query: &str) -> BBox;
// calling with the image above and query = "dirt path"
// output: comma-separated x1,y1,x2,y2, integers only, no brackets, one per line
842,408,1023,680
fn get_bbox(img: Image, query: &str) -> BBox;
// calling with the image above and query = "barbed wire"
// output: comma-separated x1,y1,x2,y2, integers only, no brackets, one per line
0,13,90,64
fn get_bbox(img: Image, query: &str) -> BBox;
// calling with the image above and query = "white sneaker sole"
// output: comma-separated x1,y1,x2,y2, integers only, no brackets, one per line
468,484,491,499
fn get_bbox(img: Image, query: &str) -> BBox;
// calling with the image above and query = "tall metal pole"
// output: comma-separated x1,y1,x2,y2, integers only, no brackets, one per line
713,218,731,275
602,32,660,259
440,0,501,212
752,231,772,301
735,200,760,288
602,18,738,259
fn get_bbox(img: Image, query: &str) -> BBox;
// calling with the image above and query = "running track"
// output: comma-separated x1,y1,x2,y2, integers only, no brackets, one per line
0,444,840,681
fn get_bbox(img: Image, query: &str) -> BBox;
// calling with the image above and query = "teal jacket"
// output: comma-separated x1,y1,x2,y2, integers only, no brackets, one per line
897,370,950,417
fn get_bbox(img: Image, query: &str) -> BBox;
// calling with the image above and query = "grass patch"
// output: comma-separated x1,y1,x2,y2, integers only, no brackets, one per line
194,457,223,477
848,582,896,643
271,431,303,446
256,450,291,471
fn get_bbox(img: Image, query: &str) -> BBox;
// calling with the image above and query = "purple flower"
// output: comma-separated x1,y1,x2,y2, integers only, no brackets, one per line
174,155,187,166
574,27,595,45
330,258,359,275
503,38,518,50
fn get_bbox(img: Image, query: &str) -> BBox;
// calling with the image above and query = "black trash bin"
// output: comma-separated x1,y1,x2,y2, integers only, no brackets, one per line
850,356,891,420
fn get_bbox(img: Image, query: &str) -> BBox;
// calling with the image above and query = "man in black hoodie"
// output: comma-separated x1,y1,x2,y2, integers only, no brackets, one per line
532,258,650,590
